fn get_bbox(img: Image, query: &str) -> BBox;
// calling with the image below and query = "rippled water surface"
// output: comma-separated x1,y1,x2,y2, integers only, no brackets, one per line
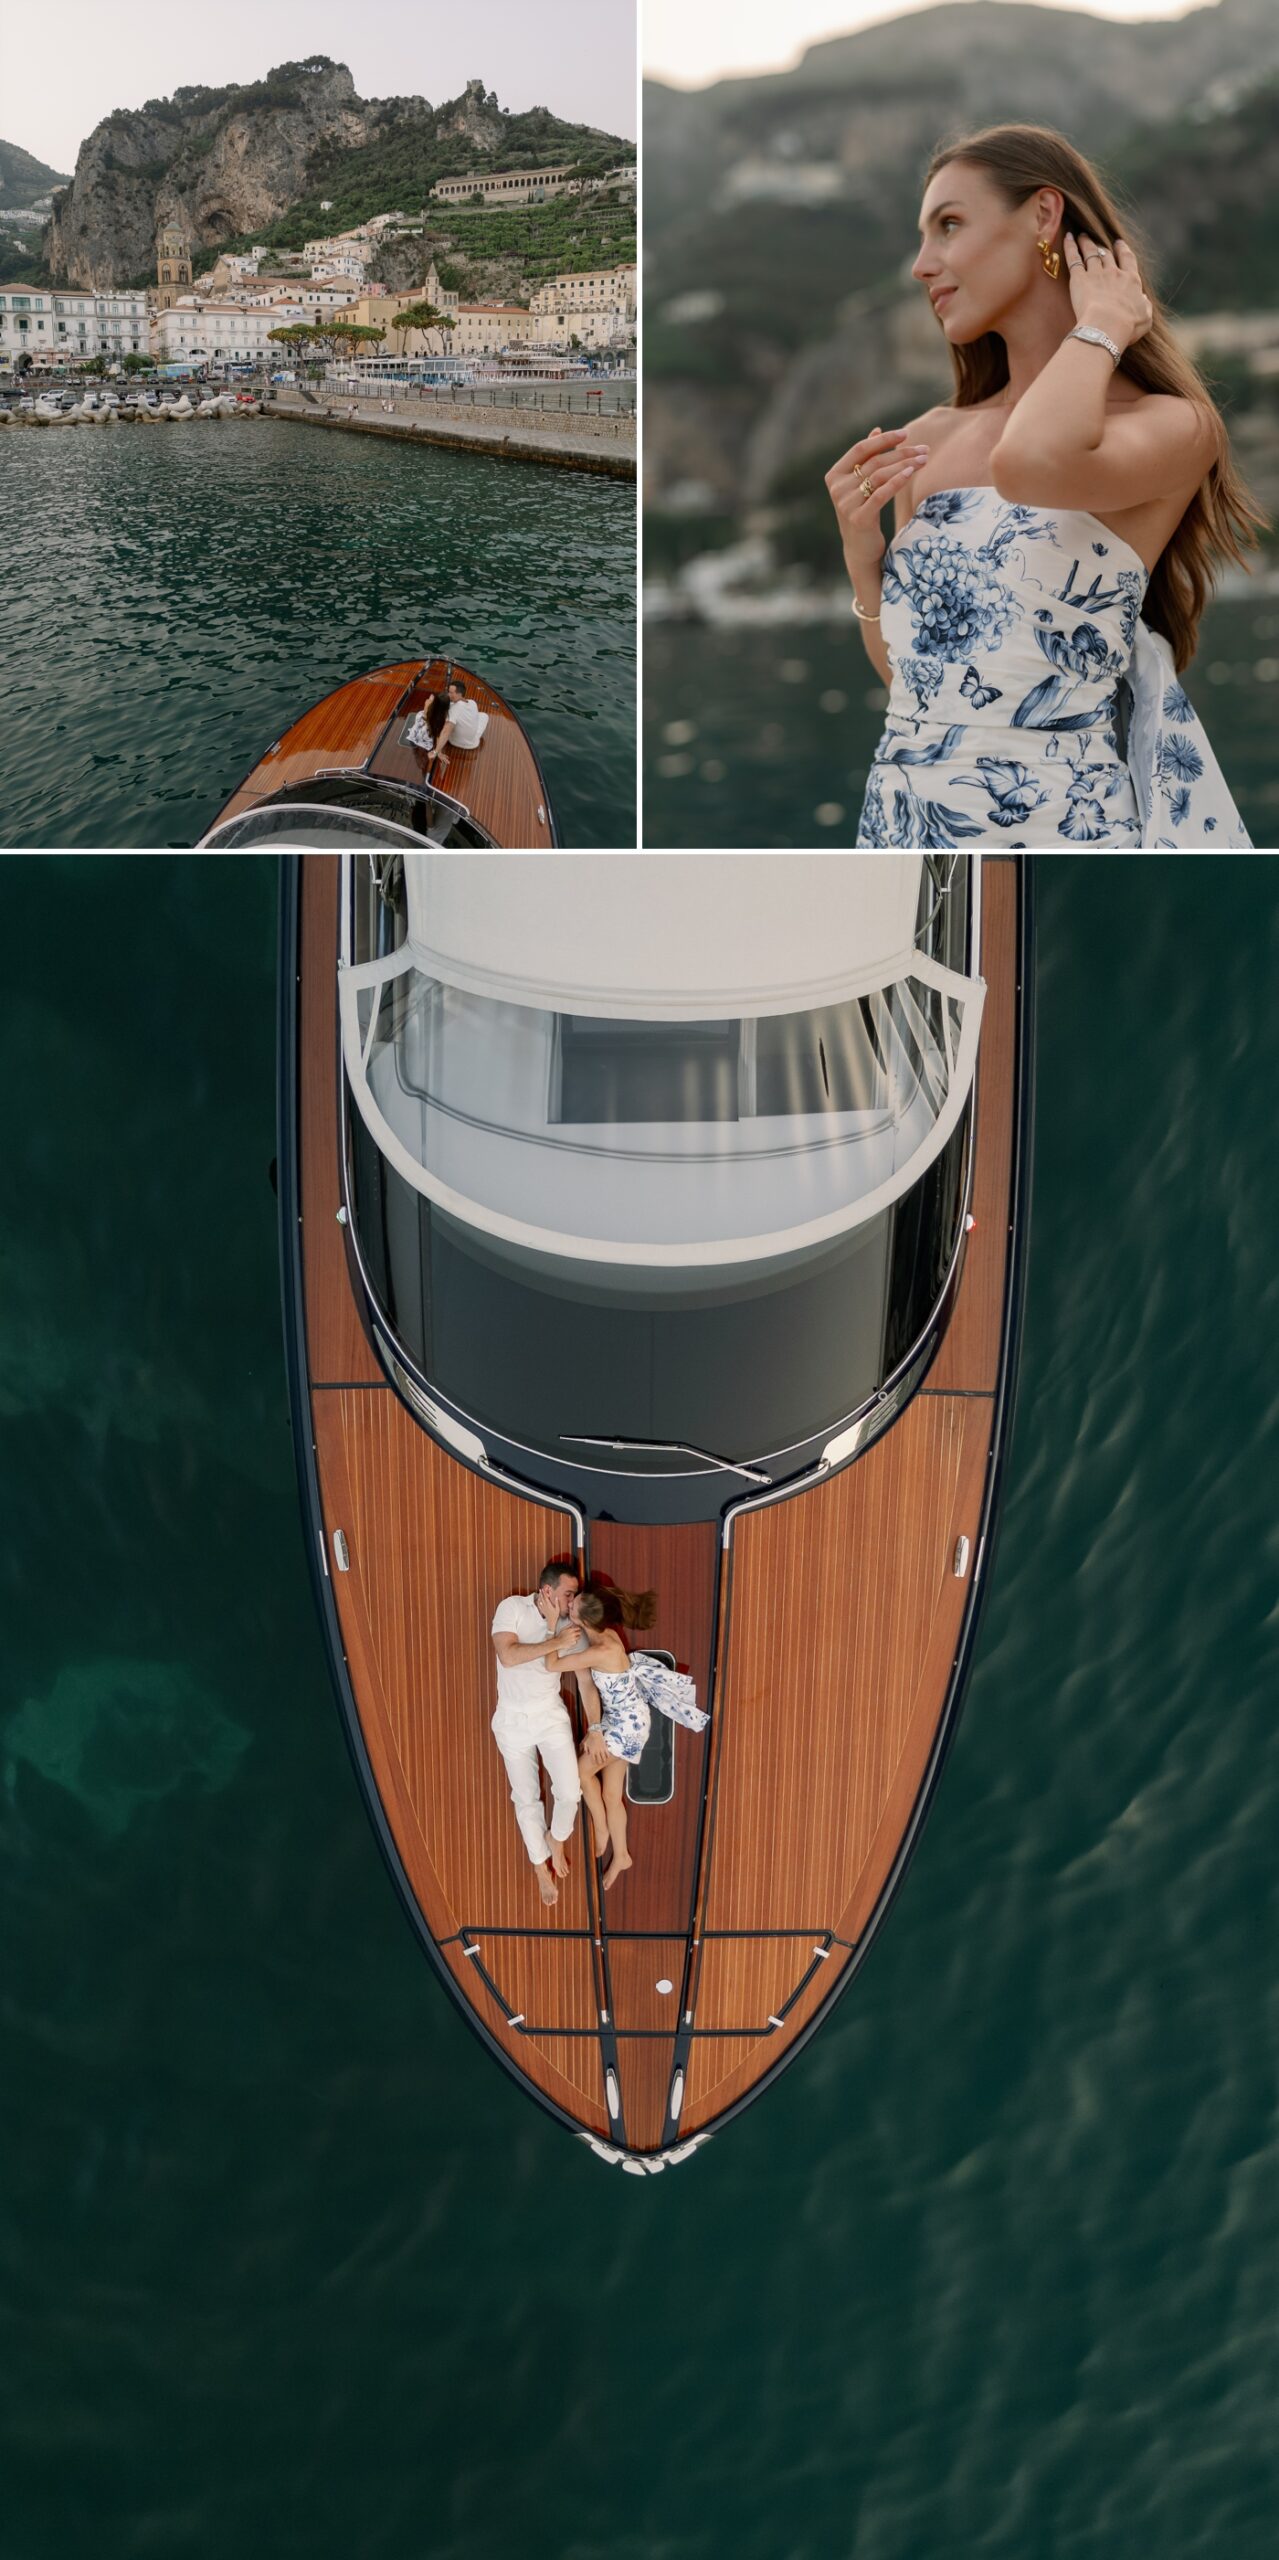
2,858,1274,2559
1,422,635,847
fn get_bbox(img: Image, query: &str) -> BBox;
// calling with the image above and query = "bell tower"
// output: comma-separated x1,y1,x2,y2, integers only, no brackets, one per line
154,223,192,311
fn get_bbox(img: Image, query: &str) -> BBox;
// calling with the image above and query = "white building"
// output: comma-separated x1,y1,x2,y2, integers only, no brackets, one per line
526,263,636,349
151,290,358,366
0,286,148,366
311,253,366,283
430,164,581,208
529,263,637,322
448,303,534,356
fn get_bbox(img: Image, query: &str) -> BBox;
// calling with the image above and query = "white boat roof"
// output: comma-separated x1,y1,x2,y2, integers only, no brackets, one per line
341,853,986,1271
404,854,926,1020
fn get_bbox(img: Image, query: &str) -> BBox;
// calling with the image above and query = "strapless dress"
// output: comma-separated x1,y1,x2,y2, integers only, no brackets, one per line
856,488,1250,849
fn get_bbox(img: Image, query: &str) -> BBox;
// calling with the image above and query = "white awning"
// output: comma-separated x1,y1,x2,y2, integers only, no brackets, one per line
339,849,986,1273
403,853,927,1021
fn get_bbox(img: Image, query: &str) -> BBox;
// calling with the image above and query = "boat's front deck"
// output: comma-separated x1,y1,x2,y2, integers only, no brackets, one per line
291,858,1024,2156
212,657,553,846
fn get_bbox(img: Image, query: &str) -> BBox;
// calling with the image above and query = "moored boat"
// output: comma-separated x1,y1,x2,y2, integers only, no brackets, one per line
280,854,1032,2164
203,657,557,850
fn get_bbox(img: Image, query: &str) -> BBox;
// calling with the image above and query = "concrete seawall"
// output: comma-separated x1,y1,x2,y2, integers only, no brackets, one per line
268,390,635,479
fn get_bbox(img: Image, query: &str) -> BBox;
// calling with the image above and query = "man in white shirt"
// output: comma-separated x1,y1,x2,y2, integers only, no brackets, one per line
491,1560,583,1906
439,679,488,753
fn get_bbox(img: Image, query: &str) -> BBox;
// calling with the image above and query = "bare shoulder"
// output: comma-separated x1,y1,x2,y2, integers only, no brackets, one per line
893,404,960,529
902,402,956,446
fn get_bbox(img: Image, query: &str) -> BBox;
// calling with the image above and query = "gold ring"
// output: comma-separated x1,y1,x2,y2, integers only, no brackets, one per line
857,473,874,498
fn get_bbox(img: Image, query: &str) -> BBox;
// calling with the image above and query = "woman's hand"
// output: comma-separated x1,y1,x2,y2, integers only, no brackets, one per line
825,427,930,573
1064,233,1153,351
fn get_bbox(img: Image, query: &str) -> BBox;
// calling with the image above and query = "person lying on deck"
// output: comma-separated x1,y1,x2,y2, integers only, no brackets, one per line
551,1591,708,1893
490,1560,582,1909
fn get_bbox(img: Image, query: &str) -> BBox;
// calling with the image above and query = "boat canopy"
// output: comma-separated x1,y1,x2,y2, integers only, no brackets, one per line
403,854,927,1020
340,854,985,1272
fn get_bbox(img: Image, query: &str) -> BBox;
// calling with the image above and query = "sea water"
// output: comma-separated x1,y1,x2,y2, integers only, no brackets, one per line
1,856,1273,2559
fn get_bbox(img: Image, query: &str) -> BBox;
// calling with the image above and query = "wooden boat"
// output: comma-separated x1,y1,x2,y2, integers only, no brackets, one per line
203,657,556,849
280,854,1032,2166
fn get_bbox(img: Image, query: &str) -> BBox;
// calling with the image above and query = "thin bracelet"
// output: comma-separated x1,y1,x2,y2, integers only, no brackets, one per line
851,596,881,622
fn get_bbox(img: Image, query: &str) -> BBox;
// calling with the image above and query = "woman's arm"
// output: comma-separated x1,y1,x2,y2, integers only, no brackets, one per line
825,420,932,688
551,1635,617,1673
992,232,1214,509
574,1668,604,1724
574,1668,609,1767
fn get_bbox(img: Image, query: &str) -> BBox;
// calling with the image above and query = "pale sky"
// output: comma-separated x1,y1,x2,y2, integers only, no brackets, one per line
3,0,636,178
645,0,1215,90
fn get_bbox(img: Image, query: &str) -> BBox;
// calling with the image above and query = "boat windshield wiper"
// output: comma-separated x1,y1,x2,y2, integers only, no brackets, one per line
560,1434,772,1486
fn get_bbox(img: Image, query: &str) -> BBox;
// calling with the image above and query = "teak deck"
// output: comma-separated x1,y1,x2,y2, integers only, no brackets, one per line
212,657,554,846
285,856,1027,2159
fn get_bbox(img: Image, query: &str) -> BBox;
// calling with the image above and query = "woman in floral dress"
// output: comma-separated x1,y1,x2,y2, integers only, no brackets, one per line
826,125,1265,848
553,1592,708,1892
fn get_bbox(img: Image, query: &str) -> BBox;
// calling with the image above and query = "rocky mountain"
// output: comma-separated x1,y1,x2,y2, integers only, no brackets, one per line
0,139,72,212
645,0,1279,560
44,61,630,290
46,59,373,287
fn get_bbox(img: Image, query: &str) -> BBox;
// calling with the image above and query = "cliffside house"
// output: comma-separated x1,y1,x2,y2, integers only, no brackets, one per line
429,164,581,208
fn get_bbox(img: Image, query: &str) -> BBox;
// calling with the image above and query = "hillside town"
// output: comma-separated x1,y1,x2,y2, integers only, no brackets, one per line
0,165,637,381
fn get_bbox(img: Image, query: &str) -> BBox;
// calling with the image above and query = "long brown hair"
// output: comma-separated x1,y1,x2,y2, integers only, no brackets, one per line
924,124,1267,671
579,1582,657,1633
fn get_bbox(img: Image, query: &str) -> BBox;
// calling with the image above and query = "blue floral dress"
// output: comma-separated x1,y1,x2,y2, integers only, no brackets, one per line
857,488,1250,849
592,1655,709,1766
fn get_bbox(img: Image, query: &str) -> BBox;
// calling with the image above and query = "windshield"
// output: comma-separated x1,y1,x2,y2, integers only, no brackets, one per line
347,962,962,1267
348,1099,969,1478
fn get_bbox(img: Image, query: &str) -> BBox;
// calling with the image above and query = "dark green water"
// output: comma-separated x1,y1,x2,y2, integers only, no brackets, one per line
4,857,1274,2559
644,600,1278,847
0,423,635,848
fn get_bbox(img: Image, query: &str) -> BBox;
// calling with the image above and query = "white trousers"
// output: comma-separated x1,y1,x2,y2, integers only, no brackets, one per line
492,1705,582,1866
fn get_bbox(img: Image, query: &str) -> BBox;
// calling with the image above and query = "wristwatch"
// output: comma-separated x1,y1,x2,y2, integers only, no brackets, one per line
1068,324,1122,368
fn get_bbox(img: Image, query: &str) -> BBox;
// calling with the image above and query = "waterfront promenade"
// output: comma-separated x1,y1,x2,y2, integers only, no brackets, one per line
269,383,635,478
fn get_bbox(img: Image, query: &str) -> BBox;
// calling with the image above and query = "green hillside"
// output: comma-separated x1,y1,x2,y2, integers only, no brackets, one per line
188,96,632,279
190,193,635,298
0,137,72,211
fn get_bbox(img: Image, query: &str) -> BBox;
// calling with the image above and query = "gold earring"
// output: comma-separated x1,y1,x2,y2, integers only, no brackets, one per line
1038,237,1061,281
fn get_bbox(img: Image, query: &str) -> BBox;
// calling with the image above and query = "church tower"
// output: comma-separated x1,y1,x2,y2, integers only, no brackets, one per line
154,223,192,312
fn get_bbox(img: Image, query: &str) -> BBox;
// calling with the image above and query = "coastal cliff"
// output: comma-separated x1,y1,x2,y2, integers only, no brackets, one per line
46,60,375,289
43,64,625,291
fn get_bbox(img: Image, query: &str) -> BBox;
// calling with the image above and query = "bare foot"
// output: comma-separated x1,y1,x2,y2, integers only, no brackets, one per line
537,1865,558,1906
548,1838,570,1880
591,1822,610,1859
602,1851,632,1892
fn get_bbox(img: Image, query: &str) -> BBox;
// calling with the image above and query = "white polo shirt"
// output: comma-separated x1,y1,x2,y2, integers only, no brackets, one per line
491,1593,565,1720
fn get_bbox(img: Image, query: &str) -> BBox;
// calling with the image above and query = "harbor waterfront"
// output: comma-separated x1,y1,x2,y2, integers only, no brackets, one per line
2,856,1273,2558
268,384,634,477
0,418,635,848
